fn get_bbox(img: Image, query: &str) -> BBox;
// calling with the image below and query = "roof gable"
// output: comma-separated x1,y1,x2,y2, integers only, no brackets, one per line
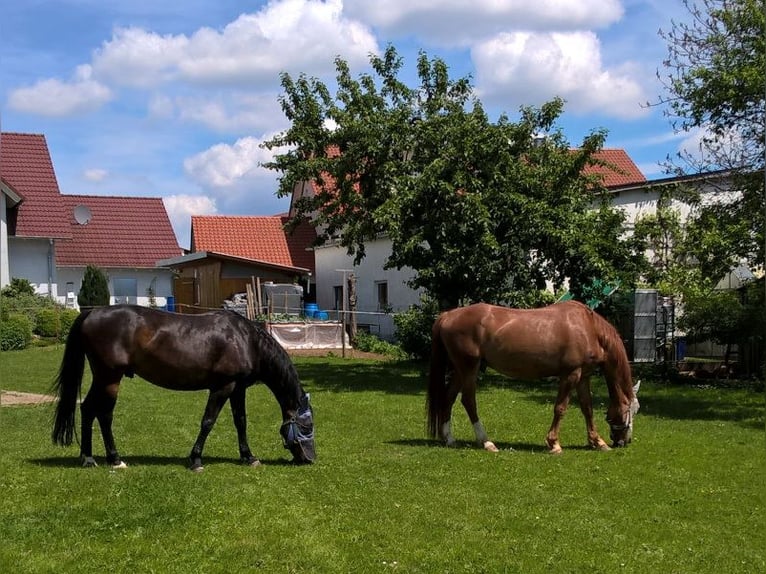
56,195,182,268
0,132,72,239
585,149,646,188
191,215,316,274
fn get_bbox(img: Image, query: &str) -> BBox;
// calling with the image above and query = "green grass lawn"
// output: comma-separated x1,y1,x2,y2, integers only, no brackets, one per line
1,346,763,573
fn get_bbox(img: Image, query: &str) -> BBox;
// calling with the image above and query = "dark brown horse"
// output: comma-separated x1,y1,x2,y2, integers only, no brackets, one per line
428,301,639,453
52,305,315,471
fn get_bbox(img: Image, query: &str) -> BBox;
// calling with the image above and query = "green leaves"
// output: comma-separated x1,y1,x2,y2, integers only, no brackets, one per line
265,47,640,309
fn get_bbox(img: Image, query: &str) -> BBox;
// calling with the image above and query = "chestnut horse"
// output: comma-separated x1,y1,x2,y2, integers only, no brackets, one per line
427,301,639,453
52,305,315,471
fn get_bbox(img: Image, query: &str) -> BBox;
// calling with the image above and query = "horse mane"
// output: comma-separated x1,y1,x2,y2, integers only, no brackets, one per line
590,308,634,401
248,319,304,400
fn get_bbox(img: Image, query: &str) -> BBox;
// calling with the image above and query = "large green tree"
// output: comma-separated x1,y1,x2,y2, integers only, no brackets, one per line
656,0,765,277
265,47,642,309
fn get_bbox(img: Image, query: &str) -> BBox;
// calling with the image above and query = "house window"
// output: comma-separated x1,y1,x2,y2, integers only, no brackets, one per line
376,281,388,312
113,277,137,304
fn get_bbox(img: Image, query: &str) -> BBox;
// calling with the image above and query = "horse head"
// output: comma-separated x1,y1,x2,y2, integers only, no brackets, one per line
280,392,315,463
607,381,640,448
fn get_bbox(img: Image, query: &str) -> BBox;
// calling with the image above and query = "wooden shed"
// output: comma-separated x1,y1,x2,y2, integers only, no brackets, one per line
157,251,311,313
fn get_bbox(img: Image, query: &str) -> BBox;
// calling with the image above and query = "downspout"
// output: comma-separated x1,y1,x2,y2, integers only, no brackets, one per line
47,239,54,299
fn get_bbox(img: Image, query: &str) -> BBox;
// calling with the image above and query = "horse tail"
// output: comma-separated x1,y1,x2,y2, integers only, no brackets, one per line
592,309,634,400
51,311,89,446
426,313,449,438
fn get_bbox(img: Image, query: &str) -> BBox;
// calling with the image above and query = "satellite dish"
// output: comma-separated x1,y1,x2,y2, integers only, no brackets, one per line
73,204,92,225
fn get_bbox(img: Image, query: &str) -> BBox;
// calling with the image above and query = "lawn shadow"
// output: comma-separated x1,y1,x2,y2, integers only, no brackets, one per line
387,437,568,454
297,358,427,395
29,454,296,469
479,371,764,429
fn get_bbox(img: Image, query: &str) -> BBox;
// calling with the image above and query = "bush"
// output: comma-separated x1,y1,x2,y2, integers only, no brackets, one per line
0,278,35,298
34,307,61,338
393,297,440,361
58,309,80,342
0,292,56,327
78,265,110,308
0,314,33,351
353,331,406,359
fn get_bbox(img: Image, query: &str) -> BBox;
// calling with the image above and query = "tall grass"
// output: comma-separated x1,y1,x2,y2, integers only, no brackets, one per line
0,347,763,573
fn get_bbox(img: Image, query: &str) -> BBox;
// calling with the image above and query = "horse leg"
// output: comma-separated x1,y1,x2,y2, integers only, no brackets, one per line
229,385,261,467
576,376,611,451
459,363,498,453
94,381,127,468
79,386,99,467
545,371,578,454
189,384,234,472
440,370,463,446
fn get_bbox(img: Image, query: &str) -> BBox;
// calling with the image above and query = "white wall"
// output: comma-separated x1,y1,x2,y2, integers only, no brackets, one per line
55,267,175,309
0,192,9,288
314,237,422,340
8,237,58,297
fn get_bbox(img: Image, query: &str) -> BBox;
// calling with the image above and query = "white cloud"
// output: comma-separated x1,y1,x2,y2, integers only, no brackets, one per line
163,194,218,249
184,137,274,188
343,0,623,45
92,0,378,88
175,93,285,133
7,65,112,117
473,31,649,119
148,94,175,118
83,168,108,182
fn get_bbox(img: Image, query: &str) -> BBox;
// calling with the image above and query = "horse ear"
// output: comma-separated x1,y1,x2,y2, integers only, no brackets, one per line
633,380,641,395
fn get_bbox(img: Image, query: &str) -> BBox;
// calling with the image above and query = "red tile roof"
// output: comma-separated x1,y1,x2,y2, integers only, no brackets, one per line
56,195,182,268
300,147,645,205
0,132,72,239
586,149,646,188
191,215,316,274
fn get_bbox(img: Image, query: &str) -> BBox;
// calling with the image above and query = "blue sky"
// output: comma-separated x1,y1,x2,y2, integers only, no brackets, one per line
1,0,700,249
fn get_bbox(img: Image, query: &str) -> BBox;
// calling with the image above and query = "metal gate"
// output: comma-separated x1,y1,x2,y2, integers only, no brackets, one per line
633,289,657,363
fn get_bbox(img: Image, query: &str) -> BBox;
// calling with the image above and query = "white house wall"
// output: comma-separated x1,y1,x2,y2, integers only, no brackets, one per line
315,237,423,340
8,237,57,297
55,267,175,309
0,192,9,288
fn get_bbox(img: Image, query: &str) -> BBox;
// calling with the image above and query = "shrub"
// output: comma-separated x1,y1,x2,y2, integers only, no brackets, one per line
78,265,110,308
0,277,35,298
393,297,440,361
58,309,80,342
0,292,56,327
34,307,61,338
353,331,406,359
0,314,33,351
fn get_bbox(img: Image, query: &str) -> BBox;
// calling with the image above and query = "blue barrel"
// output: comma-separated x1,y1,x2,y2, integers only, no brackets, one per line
166,296,175,312
316,311,329,320
304,303,318,318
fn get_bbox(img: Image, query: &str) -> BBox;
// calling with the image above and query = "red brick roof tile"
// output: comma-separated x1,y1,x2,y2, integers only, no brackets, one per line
0,132,72,239
586,149,646,188
56,195,182,268
191,215,316,274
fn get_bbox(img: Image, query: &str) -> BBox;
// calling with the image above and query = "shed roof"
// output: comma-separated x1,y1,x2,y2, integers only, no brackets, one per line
190,215,316,275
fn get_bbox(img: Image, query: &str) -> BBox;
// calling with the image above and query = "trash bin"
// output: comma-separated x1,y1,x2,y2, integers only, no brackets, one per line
304,303,318,318
166,296,175,312
676,338,686,361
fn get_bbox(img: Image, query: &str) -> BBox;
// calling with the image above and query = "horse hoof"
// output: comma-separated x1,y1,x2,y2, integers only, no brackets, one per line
483,441,499,453
189,463,204,473
111,461,128,469
242,457,262,468
81,456,98,468
548,444,563,455
595,442,612,452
